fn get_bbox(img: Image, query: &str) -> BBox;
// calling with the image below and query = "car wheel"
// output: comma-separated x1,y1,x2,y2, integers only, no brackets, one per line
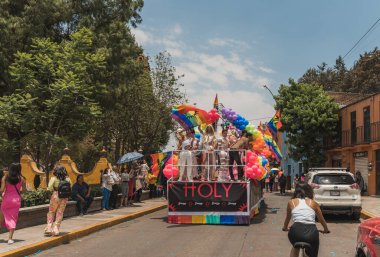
352,212,361,221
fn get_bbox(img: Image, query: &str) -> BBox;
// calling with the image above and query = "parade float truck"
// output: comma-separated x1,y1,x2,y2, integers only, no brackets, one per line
167,179,263,225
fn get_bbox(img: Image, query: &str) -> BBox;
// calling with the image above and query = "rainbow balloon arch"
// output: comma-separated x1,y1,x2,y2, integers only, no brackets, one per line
158,101,284,225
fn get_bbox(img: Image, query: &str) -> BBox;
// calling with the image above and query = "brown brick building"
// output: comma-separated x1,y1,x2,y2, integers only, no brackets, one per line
325,92,380,195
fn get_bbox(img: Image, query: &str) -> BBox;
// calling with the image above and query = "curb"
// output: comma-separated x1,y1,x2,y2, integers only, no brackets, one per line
361,210,376,220
0,204,167,257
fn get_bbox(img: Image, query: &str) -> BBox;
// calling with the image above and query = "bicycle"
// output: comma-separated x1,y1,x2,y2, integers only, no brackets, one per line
293,230,329,257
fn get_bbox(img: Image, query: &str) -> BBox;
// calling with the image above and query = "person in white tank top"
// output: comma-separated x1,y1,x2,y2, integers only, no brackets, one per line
282,183,330,257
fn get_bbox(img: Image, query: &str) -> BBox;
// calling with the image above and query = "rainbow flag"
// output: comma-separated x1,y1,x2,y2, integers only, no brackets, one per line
213,94,219,130
150,152,169,166
171,104,219,130
258,121,265,133
267,111,282,140
263,128,283,162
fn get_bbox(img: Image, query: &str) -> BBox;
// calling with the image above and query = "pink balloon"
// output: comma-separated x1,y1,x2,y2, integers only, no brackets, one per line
248,156,256,164
163,166,179,179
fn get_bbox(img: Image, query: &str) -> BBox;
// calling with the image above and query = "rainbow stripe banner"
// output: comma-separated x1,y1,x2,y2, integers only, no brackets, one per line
171,104,219,130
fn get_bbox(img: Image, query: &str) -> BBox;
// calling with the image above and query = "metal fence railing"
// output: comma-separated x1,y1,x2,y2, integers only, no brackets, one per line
168,149,248,182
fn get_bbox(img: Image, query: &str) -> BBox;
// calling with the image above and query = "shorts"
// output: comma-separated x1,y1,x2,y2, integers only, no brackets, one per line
288,222,319,257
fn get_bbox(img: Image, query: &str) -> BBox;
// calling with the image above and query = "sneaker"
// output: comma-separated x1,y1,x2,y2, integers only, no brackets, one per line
7,239,14,245
44,227,52,236
53,227,60,236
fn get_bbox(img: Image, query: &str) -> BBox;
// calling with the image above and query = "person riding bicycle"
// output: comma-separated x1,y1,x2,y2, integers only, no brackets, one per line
282,182,330,257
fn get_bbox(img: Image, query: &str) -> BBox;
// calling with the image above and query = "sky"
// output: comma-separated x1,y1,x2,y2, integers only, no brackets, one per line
131,0,380,126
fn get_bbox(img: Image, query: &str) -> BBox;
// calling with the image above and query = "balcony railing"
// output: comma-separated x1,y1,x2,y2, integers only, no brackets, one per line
325,121,380,149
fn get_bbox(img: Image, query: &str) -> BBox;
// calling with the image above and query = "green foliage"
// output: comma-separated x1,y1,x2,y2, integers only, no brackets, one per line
299,49,380,94
98,52,186,162
21,189,50,207
0,0,186,168
3,28,106,170
275,79,339,169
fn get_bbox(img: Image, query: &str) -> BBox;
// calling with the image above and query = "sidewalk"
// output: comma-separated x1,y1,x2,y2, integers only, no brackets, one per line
361,196,380,218
0,198,166,257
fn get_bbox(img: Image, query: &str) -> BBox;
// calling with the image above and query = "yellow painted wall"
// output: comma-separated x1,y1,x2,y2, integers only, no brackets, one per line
20,154,47,190
56,154,111,185
21,153,112,189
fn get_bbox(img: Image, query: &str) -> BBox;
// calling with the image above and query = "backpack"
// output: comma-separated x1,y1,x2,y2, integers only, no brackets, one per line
58,179,71,199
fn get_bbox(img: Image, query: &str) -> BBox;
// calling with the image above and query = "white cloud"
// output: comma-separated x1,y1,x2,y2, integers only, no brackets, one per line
131,27,151,44
259,66,274,74
131,24,276,124
173,24,183,35
192,89,275,125
208,38,250,49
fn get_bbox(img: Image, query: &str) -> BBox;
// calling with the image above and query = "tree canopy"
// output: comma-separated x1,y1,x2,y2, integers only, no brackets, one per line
275,79,339,170
0,0,186,170
299,48,380,94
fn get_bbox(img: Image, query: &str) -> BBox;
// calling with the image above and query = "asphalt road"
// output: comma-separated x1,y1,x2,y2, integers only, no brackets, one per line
36,193,359,257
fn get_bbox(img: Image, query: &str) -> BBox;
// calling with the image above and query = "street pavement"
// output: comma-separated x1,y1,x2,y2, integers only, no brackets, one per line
36,192,360,257
0,198,166,255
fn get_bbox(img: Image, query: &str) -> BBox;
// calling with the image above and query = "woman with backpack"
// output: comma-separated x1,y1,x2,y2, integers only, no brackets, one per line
0,163,26,244
45,166,71,236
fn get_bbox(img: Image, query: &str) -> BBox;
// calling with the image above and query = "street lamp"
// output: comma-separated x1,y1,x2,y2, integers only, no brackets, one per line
263,85,275,100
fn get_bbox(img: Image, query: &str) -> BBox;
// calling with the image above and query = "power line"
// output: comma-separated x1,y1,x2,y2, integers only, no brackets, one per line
343,17,380,59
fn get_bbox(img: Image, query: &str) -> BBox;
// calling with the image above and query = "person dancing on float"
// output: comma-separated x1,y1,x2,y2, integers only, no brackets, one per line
177,129,194,182
189,130,200,180
228,130,250,181
217,128,230,181
200,124,217,181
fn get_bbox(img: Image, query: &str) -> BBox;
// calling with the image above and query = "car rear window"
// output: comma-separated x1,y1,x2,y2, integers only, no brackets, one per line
312,174,355,185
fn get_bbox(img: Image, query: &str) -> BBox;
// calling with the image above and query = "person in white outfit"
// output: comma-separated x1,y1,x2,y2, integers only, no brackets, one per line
200,125,217,181
178,130,194,181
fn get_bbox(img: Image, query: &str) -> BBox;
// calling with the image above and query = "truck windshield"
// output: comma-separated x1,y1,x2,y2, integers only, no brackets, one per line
312,174,355,185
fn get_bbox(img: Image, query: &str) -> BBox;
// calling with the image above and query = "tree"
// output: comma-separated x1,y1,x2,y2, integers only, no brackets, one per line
101,52,186,162
349,48,380,93
299,60,344,91
275,79,339,170
0,0,72,95
299,49,380,94
2,28,106,171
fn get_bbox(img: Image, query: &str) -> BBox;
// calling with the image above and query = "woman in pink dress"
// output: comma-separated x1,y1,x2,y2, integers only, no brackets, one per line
0,163,26,244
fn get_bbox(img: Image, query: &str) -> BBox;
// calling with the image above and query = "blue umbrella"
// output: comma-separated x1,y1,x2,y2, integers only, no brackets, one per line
117,152,144,164
270,168,280,173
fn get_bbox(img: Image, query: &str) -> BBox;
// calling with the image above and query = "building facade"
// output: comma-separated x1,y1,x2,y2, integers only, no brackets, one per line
325,93,380,196
279,132,303,184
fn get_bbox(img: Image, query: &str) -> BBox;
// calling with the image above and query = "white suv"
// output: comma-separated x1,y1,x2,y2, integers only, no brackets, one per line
306,168,362,220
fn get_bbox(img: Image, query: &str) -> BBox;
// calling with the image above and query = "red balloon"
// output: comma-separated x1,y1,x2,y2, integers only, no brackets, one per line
163,166,179,179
